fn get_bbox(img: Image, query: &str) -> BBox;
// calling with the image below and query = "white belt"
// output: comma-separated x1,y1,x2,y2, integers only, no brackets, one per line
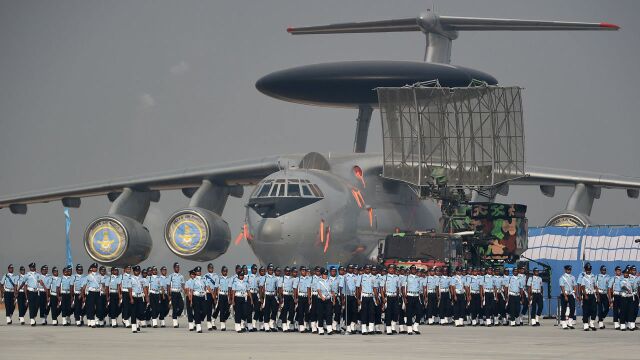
386,293,398,297
60,290,70,294
109,290,118,294
149,290,159,294
88,287,99,292
427,290,437,294
584,291,595,295
133,293,143,298
613,291,621,295
38,289,46,293
361,292,373,297
407,292,419,297
439,289,449,293
218,291,228,295
509,292,520,296
50,292,57,296
121,289,129,293
455,291,465,295
621,294,633,298
193,291,205,297
298,293,308,297
4,287,15,292
249,288,258,292
235,292,247,297
531,290,541,294
171,288,182,292
470,291,480,294
27,287,38,292
283,291,292,295
484,290,495,294
265,291,276,296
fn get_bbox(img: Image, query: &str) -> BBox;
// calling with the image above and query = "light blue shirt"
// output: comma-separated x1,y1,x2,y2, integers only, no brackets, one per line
247,273,259,291
192,276,206,296
527,275,543,293
329,276,340,295
263,274,277,293
469,276,481,293
450,275,465,294
85,272,101,291
168,272,185,291
121,273,132,292
231,277,249,296
316,277,334,299
282,276,294,293
343,273,357,296
438,275,450,292
580,273,596,294
203,272,218,291
482,275,496,292
357,273,376,294
50,276,61,295
382,274,400,295
1,273,18,291
130,275,143,295
149,275,162,292
25,271,39,290
611,275,623,293
507,275,522,295
620,277,634,296
405,274,422,294
297,275,312,294
595,273,610,292
425,275,438,292
559,273,576,295
72,273,86,294
60,275,73,292
218,276,231,293
107,275,121,292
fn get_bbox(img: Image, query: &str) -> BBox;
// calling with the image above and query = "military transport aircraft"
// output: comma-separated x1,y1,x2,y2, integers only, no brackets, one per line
1,11,638,266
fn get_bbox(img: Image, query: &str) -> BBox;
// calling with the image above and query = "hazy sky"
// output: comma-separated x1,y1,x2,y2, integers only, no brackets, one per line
1,0,639,270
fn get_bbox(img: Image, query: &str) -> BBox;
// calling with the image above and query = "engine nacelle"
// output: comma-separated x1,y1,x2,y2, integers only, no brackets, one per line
84,215,152,266
164,207,231,261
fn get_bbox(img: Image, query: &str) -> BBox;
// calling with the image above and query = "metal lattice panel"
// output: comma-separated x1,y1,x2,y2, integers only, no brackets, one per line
378,84,525,188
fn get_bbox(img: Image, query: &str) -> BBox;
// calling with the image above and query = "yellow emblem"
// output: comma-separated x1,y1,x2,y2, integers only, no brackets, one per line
97,230,115,251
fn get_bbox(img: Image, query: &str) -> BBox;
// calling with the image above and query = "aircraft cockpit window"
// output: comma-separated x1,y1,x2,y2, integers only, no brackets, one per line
301,184,312,196
256,182,272,198
287,184,301,197
269,184,280,197
277,184,285,197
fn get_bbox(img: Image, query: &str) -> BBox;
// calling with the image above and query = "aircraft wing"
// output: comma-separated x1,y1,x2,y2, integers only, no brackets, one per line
512,166,640,198
0,155,302,212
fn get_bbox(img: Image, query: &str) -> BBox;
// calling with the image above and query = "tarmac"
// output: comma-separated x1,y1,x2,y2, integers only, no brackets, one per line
0,316,637,360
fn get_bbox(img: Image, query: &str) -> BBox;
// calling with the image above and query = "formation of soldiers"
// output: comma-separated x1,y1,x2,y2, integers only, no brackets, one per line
1,261,638,334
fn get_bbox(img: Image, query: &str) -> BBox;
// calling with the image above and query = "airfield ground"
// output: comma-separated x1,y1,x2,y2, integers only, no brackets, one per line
0,316,636,359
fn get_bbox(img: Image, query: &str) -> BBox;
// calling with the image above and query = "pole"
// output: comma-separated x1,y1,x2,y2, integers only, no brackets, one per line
64,208,73,267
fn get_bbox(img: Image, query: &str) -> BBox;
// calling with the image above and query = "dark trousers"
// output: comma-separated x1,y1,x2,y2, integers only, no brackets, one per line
171,292,184,319
85,291,99,320
633,297,639,321
280,295,295,323
295,296,309,325
520,294,529,316
345,295,357,325
333,298,342,324
109,293,120,319
18,292,27,317
497,293,507,318
374,298,383,325
49,295,60,321
121,291,131,321
612,294,622,323
508,295,521,321
149,293,160,319
98,294,107,321
131,297,145,322
250,293,261,322
215,295,231,322
406,296,421,326
309,295,318,322
233,296,248,324
316,298,332,327
384,296,399,326
27,290,39,319
38,291,49,319
61,294,72,317
530,293,543,316
469,294,481,320
439,292,450,319
205,293,215,322
560,294,576,321
263,295,278,322
73,294,84,321
159,294,168,320
186,298,193,323
582,294,597,323
360,296,375,325
192,296,205,325
4,292,16,317
619,296,633,324
453,295,466,321
484,293,495,319
597,293,609,321
426,293,438,319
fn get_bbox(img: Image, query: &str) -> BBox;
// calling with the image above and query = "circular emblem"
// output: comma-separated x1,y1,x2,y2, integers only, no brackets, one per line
85,218,127,262
545,213,588,227
165,211,209,256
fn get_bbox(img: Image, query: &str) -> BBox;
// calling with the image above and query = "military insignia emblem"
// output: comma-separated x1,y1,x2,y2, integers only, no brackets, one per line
165,211,209,256
85,218,127,262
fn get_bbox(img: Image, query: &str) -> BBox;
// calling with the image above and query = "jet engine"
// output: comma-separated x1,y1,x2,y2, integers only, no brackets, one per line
84,215,152,266
164,207,231,261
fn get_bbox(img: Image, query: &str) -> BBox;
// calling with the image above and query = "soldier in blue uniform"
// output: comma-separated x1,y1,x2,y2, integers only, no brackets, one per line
23,262,40,326
128,265,145,333
83,263,101,328
37,265,51,325
261,264,279,331
59,266,73,326
49,266,61,326
120,265,132,327
70,264,86,326
329,266,342,333
1,264,18,325
630,265,638,328
437,267,451,325
148,266,162,328
579,263,597,331
246,264,260,331
527,268,543,326
230,268,252,333
424,267,438,325
106,267,121,327
214,266,231,331
295,266,312,332
609,265,623,329
185,269,195,330
481,267,497,326
372,266,384,333
559,264,577,329
189,266,206,333
279,267,295,332
619,266,635,331
506,267,524,327
203,263,218,330
315,267,334,335
343,265,358,334
159,266,169,326
96,266,108,327
468,268,482,326
450,267,466,327
382,264,400,334
595,265,610,329
167,262,185,328
403,265,422,334
16,266,27,325
356,264,378,335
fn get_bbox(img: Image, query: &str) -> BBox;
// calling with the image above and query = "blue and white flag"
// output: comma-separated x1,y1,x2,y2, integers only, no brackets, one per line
64,208,73,267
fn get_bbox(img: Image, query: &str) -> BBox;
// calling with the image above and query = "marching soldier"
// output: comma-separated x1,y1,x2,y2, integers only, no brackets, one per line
329,266,342,333
1,264,18,325
518,267,528,325
167,262,185,328
343,265,358,334
382,264,400,334
482,267,497,327
71,264,86,326
185,269,195,330
437,267,451,325
190,266,206,333
141,268,151,326
309,266,321,333
203,263,218,331
527,268,543,326
230,268,252,333
279,267,295,332
97,266,108,327
120,265,132,327
49,266,61,326
356,264,377,335
59,266,73,326
610,266,623,329
16,266,27,325
450,266,466,327
372,266,384,333
247,264,260,331
148,266,163,328
630,265,639,327
579,263,597,331
506,267,524,327
37,265,51,325
159,266,169,326
261,264,278,331
214,266,231,331
403,265,422,334
83,263,101,328
107,267,121,327
128,265,146,333
468,268,482,326
559,264,577,329
424,267,438,325
595,265,611,329
295,266,312,332
619,266,635,331
315,267,335,335
23,262,40,326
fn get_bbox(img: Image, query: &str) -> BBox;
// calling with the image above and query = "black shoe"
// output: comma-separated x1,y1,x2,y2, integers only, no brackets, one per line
250,328,257,332
407,332,413,335
197,330,202,333
569,326,575,329
221,328,226,331
414,331,421,335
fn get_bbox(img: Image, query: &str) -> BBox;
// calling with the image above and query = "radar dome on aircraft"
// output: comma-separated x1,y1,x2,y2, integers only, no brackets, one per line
255,61,497,108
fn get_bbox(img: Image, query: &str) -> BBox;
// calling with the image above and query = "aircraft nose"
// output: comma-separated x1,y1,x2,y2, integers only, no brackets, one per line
257,219,282,242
